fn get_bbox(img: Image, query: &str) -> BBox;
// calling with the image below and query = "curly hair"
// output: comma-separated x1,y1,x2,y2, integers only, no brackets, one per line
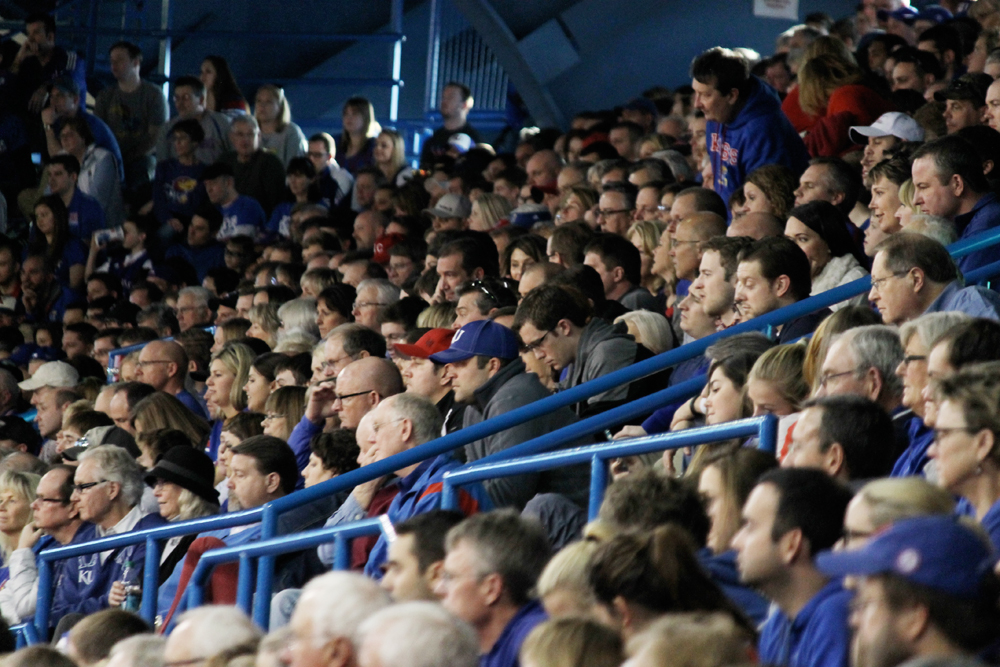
745,165,798,221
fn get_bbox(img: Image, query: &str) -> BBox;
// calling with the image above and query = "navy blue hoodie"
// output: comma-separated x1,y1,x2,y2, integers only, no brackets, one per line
707,77,810,209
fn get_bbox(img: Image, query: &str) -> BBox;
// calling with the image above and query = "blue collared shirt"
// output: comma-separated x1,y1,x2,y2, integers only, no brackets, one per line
954,192,1000,274
923,280,1000,321
758,579,852,667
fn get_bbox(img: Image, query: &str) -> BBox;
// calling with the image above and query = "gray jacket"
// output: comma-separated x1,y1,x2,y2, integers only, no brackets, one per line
463,358,591,510
620,285,658,311
561,318,638,412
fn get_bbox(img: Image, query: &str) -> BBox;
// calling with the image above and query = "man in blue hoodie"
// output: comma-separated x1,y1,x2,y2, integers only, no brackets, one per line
692,47,810,209
51,445,168,626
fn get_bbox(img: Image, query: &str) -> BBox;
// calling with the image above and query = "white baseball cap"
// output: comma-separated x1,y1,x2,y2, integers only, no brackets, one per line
424,193,472,219
849,112,925,145
18,361,80,391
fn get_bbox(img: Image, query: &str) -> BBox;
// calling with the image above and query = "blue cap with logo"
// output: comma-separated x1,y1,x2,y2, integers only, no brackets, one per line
429,320,519,364
815,516,996,599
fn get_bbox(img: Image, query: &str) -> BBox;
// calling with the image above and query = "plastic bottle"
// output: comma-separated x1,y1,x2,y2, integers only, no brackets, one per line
120,560,141,612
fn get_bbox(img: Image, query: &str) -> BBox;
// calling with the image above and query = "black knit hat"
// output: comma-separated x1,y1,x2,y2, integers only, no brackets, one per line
144,445,219,505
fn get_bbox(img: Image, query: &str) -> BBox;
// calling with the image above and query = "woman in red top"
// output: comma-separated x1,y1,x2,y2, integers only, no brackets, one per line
797,54,895,158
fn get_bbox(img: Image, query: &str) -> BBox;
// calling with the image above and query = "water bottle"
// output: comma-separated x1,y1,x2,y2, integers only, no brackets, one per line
120,560,141,612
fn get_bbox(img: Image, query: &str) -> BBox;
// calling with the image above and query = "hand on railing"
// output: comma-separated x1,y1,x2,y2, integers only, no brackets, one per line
612,425,647,440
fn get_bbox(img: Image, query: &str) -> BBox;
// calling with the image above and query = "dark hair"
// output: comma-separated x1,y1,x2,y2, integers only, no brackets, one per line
173,75,205,98
589,524,754,634
444,81,473,102
891,46,945,81
738,236,812,301
170,118,206,144
116,381,157,412
911,135,990,194
584,233,643,286
438,234,500,278
26,12,56,35
875,233,958,285
68,609,150,665
455,279,517,316
918,24,963,61
31,194,71,262
110,40,142,60
809,157,861,214
339,323,387,358
700,236,756,282
273,353,312,385
788,200,866,265
868,153,913,188
549,223,595,267
308,429,360,475
47,153,81,176
676,186,728,219
65,322,97,347
803,395,896,479
61,115,95,146
251,352,285,383
880,571,1000,653
514,284,592,331
598,469,710,544
231,434,299,495
944,319,1000,369
600,181,638,210
550,265,607,307
318,284,356,321
495,167,527,189
757,468,852,556
396,510,466,572
691,47,751,99
203,55,246,110
500,235,547,278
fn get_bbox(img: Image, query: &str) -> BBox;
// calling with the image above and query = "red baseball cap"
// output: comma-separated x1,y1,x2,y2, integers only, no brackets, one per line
373,233,406,265
393,328,456,359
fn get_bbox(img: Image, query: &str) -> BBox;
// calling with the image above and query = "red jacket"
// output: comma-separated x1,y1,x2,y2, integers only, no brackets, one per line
802,84,896,157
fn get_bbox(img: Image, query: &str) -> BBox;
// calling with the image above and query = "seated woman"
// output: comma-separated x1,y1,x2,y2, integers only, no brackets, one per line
469,193,514,232
614,311,674,355
501,234,547,282
589,524,756,640
696,448,777,625
738,165,797,221
255,84,308,168
303,430,360,488
840,477,954,550
29,195,87,292
213,317,251,354
337,97,380,175
132,392,212,454
316,285,356,339
373,129,413,188
535,540,600,618
152,119,206,234
627,220,666,298
0,471,40,623
202,55,249,118
247,303,280,349
785,201,868,308
59,116,125,228
261,386,307,442
216,412,265,509
266,158,321,241
243,352,285,413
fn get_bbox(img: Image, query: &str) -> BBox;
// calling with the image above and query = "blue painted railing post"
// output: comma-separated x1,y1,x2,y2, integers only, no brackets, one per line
333,535,351,571
588,454,608,521
757,414,779,454
236,554,254,614
34,560,53,638
440,481,458,511
140,537,160,623
252,507,278,627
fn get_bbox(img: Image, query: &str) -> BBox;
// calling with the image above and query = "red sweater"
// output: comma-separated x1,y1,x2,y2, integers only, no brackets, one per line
801,84,896,157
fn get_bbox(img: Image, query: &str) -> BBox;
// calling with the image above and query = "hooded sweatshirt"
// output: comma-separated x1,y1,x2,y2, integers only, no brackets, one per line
707,76,810,209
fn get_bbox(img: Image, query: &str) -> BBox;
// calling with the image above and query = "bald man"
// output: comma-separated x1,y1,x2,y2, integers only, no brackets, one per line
727,212,784,240
134,340,208,419
525,150,562,189
517,262,564,300
331,357,404,430
671,212,728,282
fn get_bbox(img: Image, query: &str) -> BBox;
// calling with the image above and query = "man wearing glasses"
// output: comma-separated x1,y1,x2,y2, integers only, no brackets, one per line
134,340,208,419
0,465,95,624
51,446,167,626
154,76,232,165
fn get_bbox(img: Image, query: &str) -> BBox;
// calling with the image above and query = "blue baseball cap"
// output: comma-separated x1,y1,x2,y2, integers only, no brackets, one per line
915,6,952,24
816,516,996,599
429,320,519,364
877,6,918,23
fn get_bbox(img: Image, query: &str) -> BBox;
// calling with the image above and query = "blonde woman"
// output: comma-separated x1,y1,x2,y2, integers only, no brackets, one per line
0,471,39,584
520,617,622,667
615,311,674,355
535,540,599,618
468,193,514,231
373,129,412,187
262,386,307,441
205,342,254,460
255,84,308,167
247,303,280,349
895,179,919,229
132,393,212,452
745,344,810,418
555,186,598,226
627,220,665,295
625,612,755,667
841,477,954,550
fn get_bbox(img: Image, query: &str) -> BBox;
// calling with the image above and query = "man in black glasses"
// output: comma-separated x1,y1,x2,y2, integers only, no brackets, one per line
0,465,94,624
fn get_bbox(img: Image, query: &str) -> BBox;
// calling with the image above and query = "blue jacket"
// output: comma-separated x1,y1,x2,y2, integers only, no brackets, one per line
152,159,206,225
480,600,547,667
67,188,106,244
923,280,1000,321
891,418,933,478
981,498,1000,553
954,192,1000,274
698,548,770,626
165,243,226,282
50,513,167,626
706,77,810,209
758,579,852,667
364,454,491,578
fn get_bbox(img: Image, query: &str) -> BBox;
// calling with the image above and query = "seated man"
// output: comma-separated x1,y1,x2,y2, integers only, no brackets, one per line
431,320,589,509
219,115,286,216
175,286,215,332
435,235,500,304
732,468,853,667
20,254,75,324
52,445,168,625
514,284,667,417
783,395,896,482
453,279,518,330
583,233,658,311
817,516,1000,667
41,76,123,179
134,341,208,419
379,510,465,602
357,603,479,667
870,233,1000,324
201,162,266,241
393,328,465,434
362,394,491,578
691,236,755,332
437,510,550,667
0,465,95,624
165,203,226,283
670,212,728,293
734,236,826,342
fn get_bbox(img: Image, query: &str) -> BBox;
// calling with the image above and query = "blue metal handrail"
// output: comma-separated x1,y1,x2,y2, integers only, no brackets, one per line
441,415,778,520
185,519,384,612
33,225,1000,633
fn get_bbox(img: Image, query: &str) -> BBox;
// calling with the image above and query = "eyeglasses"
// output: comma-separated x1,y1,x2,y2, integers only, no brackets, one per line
870,270,910,292
900,354,927,367
672,238,700,246
468,280,499,304
372,418,405,434
73,480,109,493
135,360,171,369
523,328,556,353
34,496,70,505
818,369,858,388
262,414,285,423
595,208,632,218
353,301,388,309
932,426,978,443
321,353,357,371
334,389,373,402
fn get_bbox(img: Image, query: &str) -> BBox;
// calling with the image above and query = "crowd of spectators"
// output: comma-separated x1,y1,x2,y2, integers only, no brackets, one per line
0,3,1000,667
